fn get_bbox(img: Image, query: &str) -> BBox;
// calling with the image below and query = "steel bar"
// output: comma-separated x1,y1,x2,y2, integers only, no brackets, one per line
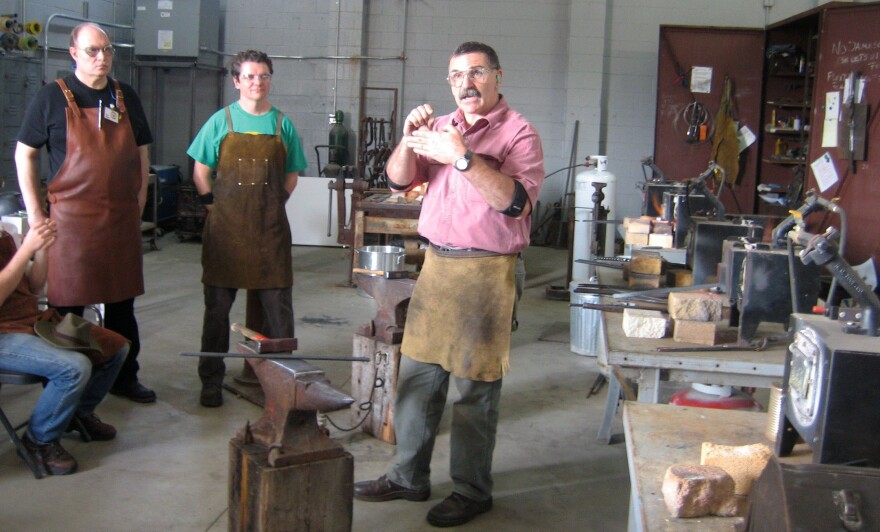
181,352,369,362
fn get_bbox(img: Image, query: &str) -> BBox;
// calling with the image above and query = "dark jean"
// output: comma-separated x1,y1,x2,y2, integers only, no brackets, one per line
0,333,126,443
199,285,294,386
388,356,502,501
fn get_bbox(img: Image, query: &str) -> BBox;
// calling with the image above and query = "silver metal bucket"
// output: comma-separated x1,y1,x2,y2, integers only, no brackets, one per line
357,245,405,274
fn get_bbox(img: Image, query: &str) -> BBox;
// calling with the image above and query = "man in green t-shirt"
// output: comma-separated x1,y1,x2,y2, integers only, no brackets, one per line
186,50,307,407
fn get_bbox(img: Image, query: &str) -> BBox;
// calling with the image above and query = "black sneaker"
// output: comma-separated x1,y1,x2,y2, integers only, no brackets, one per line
20,433,78,476
110,381,157,403
426,492,492,527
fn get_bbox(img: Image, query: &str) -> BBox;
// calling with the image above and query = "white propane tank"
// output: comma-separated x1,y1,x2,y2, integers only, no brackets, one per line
572,156,617,281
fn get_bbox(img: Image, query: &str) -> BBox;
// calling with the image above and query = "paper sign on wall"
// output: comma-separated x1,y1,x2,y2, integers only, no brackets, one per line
690,67,713,94
810,152,839,192
822,91,840,148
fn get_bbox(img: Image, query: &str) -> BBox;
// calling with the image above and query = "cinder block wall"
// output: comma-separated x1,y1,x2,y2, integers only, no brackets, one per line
1,0,832,219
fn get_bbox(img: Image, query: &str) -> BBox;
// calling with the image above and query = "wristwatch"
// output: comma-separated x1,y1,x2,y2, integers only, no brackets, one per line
454,150,473,172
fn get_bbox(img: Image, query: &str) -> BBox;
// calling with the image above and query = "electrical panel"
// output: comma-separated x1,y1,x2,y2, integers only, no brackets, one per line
134,0,220,59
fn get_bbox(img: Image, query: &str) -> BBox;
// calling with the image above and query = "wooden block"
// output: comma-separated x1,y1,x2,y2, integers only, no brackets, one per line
668,291,724,321
630,250,665,275
648,233,674,248
673,319,722,345
351,334,401,444
229,439,353,532
666,268,693,287
625,232,650,246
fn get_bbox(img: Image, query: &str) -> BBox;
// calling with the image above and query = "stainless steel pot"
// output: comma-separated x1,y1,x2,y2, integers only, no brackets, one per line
357,245,405,274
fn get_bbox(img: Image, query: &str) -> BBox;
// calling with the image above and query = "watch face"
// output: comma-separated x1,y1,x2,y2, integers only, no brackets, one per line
455,158,467,170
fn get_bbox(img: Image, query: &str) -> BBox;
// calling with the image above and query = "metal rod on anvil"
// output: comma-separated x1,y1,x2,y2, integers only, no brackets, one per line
180,352,370,362
231,322,269,341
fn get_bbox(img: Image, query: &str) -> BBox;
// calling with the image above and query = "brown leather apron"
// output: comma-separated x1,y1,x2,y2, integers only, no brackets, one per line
46,79,144,306
201,108,292,289
401,247,516,381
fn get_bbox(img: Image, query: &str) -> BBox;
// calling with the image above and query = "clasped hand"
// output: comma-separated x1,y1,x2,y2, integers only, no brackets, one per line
402,104,465,165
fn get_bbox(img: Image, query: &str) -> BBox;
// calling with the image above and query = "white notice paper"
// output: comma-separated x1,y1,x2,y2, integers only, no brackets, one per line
690,67,713,94
822,91,840,148
810,152,839,192
738,124,756,153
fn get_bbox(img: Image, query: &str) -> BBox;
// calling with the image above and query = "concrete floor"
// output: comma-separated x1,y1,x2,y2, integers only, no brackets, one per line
0,234,630,531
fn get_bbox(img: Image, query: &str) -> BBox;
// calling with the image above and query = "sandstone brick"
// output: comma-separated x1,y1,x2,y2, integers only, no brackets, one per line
622,308,668,338
701,442,773,496
668,291,724,321
662,464,739,518
625,232,649,246
648,233,674,248
630,251,665,275
666,268,693,287
673,319,721,345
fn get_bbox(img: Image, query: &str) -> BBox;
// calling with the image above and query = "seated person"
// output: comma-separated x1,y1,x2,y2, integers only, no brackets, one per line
0,219,128,476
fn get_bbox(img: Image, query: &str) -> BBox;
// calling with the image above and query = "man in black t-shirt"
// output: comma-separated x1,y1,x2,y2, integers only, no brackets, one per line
15,22,156,403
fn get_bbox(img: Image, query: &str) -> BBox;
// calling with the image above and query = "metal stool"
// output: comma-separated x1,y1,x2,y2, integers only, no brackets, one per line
0,369,46,479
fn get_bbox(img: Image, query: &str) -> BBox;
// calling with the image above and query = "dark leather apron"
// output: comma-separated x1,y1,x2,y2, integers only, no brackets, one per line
46,79,144,306
201,107,292,289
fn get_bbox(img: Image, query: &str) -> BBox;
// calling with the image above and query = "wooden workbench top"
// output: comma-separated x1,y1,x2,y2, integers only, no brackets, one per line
623,402,811,531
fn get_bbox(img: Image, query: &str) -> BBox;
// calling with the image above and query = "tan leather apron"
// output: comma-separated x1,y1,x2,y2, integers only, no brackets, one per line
401,247,516,382
201,108,292,289
46,79,144,306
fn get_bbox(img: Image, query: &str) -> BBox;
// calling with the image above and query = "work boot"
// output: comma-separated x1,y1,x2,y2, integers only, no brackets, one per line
200,384,223,407
67,413,117,441
20,433,78,476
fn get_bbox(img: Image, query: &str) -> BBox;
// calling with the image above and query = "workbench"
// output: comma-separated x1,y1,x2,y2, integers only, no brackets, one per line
596,306,787,443
623,402,810,531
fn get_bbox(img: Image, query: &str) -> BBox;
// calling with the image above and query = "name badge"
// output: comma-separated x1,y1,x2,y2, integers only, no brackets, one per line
103,106,120,124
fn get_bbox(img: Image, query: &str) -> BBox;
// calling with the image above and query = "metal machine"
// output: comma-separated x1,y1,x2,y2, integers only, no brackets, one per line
775,227,880,466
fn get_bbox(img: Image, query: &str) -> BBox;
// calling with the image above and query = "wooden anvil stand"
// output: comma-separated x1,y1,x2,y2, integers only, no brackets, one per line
228,327,355,532
350,273,415,444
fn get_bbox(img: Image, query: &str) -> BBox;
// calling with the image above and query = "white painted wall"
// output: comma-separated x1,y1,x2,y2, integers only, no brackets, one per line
2,0,870,221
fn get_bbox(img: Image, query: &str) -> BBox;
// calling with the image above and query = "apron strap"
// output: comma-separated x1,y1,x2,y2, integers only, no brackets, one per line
275,111,282,136
224,106,234,133
113,79,126,113
55,79,81,118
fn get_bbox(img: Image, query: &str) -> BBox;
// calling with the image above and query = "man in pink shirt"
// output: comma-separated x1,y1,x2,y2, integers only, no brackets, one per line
354,41,544,527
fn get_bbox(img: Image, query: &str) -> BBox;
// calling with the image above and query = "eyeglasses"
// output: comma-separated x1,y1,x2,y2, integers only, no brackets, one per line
446,67,495,86
239,73,272,82
79,45,114,58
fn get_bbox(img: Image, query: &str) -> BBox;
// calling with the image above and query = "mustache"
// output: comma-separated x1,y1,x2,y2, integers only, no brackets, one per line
459,88,481,99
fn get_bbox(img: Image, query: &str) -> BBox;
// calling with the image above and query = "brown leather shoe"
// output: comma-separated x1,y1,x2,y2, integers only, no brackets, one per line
426,492,492,527
20,433,78,476
354,475,430,502
69,413,117,441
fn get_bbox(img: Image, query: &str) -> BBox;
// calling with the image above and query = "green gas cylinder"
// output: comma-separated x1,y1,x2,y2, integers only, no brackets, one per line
328,110,348,166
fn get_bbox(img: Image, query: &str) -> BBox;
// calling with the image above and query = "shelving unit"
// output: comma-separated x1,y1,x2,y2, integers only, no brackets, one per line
757,9,821,215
